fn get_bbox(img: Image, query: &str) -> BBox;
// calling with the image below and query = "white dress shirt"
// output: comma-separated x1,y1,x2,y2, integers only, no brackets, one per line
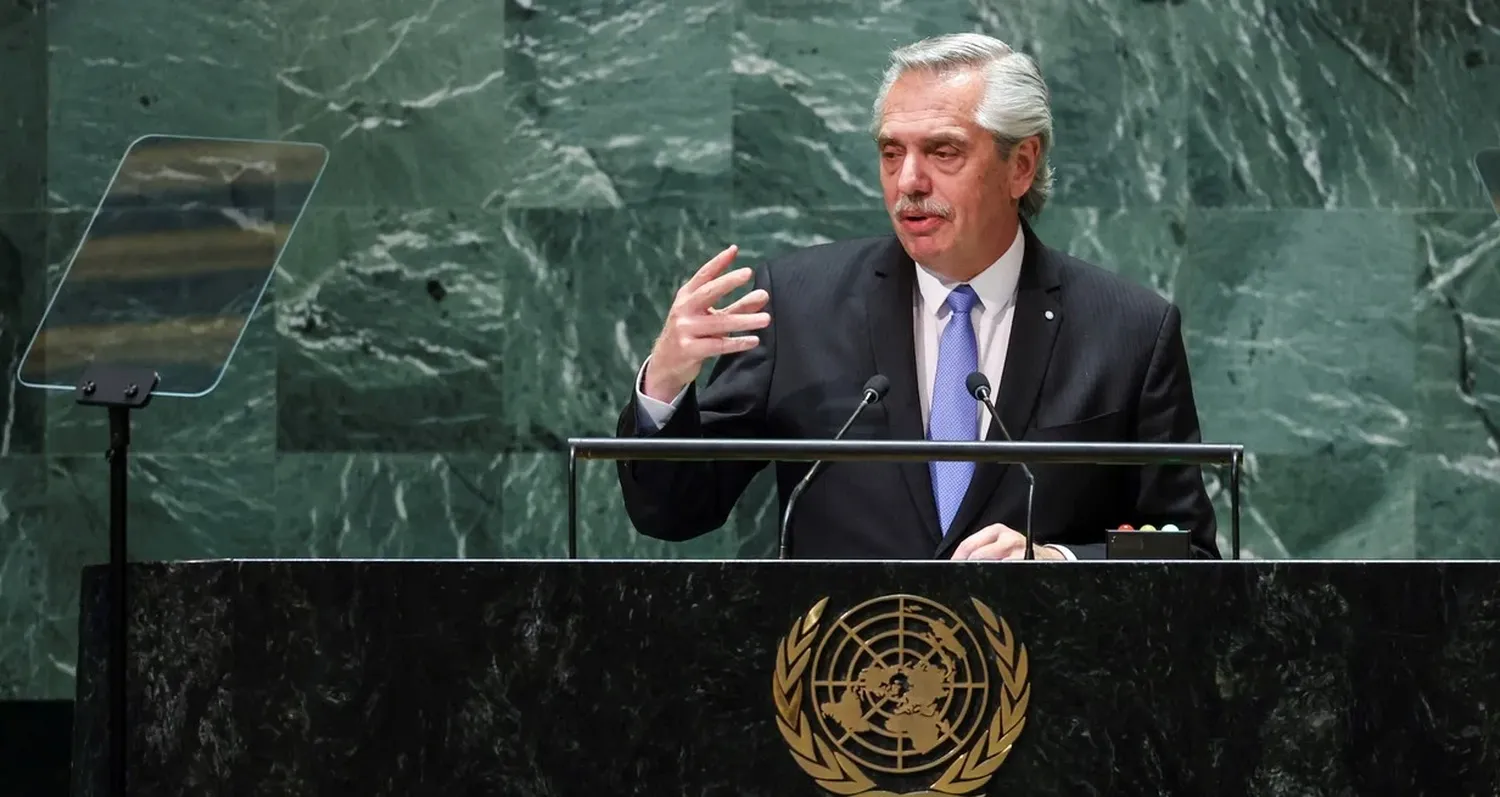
631,228,1072,558
911,231,1023,438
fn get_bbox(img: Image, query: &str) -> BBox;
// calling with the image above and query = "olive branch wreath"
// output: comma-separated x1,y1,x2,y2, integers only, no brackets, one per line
771,597,1030,797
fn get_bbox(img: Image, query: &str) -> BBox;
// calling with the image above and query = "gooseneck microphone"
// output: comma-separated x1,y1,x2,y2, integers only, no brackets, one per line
779,374,891,559
965,372,1036,561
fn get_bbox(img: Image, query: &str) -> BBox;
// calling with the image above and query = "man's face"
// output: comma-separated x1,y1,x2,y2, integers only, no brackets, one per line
876,68,1033,276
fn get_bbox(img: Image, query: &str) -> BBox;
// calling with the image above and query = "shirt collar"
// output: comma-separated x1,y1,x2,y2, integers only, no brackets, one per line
912,226,1025,317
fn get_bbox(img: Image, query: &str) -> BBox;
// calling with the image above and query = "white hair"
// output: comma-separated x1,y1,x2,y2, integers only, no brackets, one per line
870,33,1055,219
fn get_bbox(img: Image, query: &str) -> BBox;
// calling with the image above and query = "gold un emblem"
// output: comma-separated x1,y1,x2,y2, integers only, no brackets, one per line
772,595,1030,796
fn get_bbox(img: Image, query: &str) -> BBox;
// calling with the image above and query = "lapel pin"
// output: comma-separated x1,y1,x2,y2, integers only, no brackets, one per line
1044,310,1055,321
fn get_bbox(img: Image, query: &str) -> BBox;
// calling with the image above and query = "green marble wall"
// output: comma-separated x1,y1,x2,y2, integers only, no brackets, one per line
1,0,1497,699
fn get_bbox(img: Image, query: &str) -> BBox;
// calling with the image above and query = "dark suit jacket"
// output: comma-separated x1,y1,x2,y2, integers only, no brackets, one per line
615,221,1219,560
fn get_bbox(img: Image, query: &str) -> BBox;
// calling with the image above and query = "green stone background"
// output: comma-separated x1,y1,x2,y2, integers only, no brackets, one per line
1,0,1498,699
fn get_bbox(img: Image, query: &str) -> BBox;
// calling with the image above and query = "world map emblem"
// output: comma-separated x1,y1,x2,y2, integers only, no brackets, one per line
772,595,1030,796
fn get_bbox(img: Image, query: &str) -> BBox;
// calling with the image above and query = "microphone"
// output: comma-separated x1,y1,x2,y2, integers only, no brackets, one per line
965,372,1037,561
779,374,891,559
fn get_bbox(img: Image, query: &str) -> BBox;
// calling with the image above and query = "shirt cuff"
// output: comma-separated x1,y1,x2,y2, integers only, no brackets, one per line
1046,544,1077,560
634,358,687,433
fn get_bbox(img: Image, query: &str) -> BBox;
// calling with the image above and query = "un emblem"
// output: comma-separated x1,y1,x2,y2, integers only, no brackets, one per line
772,595,1030,796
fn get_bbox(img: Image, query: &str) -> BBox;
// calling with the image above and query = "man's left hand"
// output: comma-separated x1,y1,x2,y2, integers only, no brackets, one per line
951,523,1066,560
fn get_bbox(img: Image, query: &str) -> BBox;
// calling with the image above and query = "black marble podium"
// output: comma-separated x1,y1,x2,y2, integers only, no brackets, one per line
71,560,1500,796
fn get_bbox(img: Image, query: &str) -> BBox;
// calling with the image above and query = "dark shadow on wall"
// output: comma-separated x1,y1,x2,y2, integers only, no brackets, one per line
0,700,73,797
1,0,49,460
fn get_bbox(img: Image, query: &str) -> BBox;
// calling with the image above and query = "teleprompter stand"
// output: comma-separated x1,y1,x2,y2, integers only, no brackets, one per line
81,368,159,791
74,365,159,797
12,134,329,797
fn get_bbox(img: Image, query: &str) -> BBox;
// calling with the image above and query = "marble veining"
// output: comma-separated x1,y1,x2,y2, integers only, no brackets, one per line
67,560,1500,796
1,0,1499,702
1183,0,1421,209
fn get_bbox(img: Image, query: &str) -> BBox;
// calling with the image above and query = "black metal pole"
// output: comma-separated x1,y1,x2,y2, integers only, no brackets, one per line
568,437,1243,465
73,365,156,797
1230,451,1242,561
567,446,578,560
107,405,129,797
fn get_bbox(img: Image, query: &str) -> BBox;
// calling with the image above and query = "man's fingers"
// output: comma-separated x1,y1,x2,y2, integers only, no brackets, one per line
682,245,739,294
960,543,1000,560
967,539,1026,561
952,530,991,560
990,535,1027,560
680,311,770,337
684,335,759,358
684,267,755,311
720,288,770,315
952,525,1022,561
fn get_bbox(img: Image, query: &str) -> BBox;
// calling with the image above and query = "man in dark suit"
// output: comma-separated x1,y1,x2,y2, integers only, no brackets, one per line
615,33,1218,560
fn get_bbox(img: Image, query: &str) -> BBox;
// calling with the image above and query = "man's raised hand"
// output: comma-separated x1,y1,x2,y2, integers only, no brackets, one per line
641,245,770,403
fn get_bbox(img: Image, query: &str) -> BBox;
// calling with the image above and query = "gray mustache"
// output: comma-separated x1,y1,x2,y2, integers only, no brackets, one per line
893,196,953,218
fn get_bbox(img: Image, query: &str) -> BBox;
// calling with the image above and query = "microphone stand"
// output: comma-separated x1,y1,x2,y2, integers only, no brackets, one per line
971,380,1036,561
779,378,889,559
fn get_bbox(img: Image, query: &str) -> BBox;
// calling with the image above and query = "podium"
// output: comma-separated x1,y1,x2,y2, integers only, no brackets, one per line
70,559,1500,795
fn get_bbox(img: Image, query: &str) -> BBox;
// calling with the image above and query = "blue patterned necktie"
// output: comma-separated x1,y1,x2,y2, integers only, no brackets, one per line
929,285,981,536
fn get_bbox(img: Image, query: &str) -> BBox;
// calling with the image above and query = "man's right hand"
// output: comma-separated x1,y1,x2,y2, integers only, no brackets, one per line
641,244,771,404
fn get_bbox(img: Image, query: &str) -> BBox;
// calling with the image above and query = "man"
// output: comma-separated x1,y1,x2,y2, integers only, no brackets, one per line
615,33,1218,560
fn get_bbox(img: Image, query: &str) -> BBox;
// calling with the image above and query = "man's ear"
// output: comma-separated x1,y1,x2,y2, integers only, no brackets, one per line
1006,136,1041,202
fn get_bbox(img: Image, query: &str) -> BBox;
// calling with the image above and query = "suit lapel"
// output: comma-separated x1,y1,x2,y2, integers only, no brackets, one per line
865,239,943,544
936,222,1063,558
